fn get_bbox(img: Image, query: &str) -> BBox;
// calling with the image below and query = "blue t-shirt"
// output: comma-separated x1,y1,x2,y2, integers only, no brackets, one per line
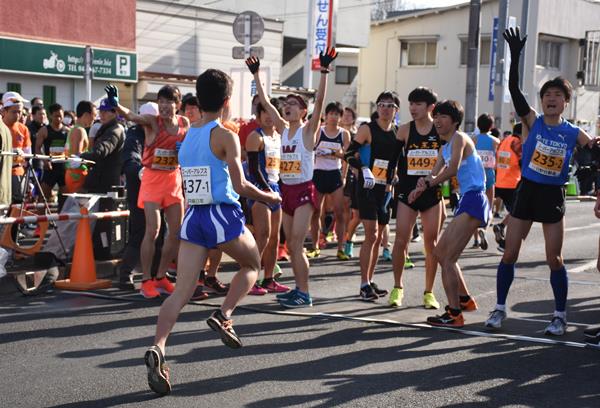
521,115,580,185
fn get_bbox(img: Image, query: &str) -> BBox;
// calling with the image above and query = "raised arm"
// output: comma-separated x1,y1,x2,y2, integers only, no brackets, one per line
305,48,338,145
245,57,287,134
503,28,536,133
105,84,155,128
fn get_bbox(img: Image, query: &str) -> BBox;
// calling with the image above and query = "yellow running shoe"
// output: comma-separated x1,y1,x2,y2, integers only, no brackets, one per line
423,292,440,309
306,248,321,259
388,287,403,307
336,250,350,260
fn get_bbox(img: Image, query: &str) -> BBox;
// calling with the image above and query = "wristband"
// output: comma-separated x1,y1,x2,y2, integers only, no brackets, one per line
320,69,330,74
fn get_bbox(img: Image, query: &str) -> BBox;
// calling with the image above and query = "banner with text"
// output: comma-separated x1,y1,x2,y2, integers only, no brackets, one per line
310,0,336,71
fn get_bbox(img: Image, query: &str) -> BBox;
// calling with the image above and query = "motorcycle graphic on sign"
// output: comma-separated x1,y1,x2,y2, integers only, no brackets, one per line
43,51,66,73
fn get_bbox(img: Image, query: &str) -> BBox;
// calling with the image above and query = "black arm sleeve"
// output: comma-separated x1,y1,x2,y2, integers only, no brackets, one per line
344,140,364,170
508,53,531,117
247,151,270,191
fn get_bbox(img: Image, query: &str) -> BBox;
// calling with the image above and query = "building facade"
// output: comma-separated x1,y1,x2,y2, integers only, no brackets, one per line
357,0,600,133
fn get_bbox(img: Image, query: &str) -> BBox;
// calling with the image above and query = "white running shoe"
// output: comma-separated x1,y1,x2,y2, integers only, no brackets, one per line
544,316,567,336
484,309,507,329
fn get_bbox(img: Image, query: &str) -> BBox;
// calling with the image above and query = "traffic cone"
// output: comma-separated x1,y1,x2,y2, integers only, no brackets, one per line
54,207,111,290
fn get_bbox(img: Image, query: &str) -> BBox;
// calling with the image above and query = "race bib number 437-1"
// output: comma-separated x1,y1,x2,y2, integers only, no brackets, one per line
181,166,212,205
407,149,437,175
528,141,565,177
372,159,389,184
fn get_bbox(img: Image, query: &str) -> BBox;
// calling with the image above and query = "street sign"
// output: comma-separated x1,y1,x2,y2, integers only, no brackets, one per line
232,11,264,45
232,46,264,60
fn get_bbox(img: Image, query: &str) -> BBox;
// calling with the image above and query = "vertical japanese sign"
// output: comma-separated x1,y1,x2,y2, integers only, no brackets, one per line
311,0,336,71
503,16,517,103
488,17,499,101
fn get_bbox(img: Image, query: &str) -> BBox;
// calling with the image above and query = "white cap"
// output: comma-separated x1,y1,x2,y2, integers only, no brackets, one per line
2,91,24,108
139,102,159,116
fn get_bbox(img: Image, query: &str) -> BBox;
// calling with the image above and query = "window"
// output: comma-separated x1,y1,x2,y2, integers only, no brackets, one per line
400,41,437,66
335,66,358,85
459,37,492,65
6,83,21,93
43,86,56,105
537,38,562,69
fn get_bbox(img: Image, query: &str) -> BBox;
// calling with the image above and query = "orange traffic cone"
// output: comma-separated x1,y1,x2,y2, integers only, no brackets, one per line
55,207,111,290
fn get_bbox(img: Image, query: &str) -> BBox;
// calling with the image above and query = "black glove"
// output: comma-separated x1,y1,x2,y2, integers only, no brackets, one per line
502,27,527,58
319,47,338,70
245,56,260,74
104,84,119,107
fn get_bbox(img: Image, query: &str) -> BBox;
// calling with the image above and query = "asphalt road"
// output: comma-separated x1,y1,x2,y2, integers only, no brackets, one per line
1,200,599,407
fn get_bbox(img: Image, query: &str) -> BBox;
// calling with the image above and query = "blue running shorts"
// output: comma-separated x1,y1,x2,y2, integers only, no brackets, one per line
455,190,490,228
180,203,245,249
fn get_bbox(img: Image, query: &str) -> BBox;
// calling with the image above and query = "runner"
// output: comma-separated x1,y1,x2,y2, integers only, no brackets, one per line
144,68,281,396
64,101,96,193
106,84,188,299
245,100,289,295
246,48,337,308
391,87,443,309
36,103,68,202
340,107,360,258
307,101,351,260
2,92,31,203
493,122,523,252
344,91,403,301
471,113,500,250
484,28,595,335
410,99,486,327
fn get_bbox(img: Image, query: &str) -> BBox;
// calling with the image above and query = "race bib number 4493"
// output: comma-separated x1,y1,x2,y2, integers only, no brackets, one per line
181,166,212,205
528,141,565,177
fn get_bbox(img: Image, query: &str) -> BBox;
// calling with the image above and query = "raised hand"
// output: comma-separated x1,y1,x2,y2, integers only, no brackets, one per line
245,56,260,74
503,27,527,57
104,84,119,107
319,47,338,70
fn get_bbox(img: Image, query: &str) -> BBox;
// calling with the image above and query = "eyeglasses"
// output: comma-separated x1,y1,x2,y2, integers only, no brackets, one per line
377,102,398,109
284,100,300,107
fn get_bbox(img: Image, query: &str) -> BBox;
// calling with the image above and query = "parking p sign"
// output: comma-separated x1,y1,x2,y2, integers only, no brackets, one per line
116,55,131,77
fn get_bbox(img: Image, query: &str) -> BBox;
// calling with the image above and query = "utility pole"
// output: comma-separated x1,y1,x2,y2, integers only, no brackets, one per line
464,0,481,133
303,0,316,89
493,0,510,129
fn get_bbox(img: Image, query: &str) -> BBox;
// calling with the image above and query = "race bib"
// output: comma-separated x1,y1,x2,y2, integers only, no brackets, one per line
528,141,565,177
280,152,302,181
152,148,178,170
372,159,389,185
318,141,341,157
49,146,64,157
497,151,511,169
265,146,281,176
407,149,437,176
181,166,212,205
479,150,496,169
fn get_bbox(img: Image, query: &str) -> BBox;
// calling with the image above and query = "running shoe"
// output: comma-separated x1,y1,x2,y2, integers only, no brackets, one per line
388,287,403,307
204,277,229,295
306,248,321,258
166,263,177,282
359,284,379,302
411,234,422,243
273,263,283,280
427,307,465,328
344,241,354,258
144,346,171,396
207,310,243,348
140,279,160,299
319,233,328,249
261,279,290,293
484,309,507,329
370,281,389,296
326,231,335,243
276,288,297,300
471,239,480,249
190,285,209,301
493,223,505,244
382,247,392,262
279,291,313,308
404,256,415,269
544,316,567,336
154,277,175,295
337,250,350,261
248,283,268,295
460,296,478,312
277,244,289,261
478,230,488,250
423,292,440,309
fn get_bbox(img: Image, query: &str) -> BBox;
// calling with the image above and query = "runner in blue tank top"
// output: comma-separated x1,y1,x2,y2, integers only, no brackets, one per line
143,69,281,396
485,28,596,337
471,113,500,250
409,100,488,328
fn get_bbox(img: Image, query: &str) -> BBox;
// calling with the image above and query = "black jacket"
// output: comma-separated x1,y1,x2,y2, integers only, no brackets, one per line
81,119,124,193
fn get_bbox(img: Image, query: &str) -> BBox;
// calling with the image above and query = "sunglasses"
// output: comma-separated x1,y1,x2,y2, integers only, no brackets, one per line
377,102,398,109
